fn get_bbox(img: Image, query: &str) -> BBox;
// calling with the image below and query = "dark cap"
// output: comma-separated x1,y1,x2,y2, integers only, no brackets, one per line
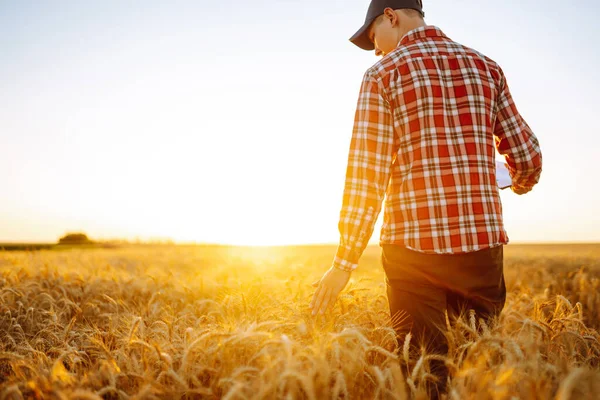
349,0,424,51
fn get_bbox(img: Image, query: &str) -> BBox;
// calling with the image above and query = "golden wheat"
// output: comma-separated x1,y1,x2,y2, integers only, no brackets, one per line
0,244,598,399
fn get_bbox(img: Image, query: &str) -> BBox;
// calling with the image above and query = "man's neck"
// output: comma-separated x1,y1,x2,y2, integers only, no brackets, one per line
398,20,427,40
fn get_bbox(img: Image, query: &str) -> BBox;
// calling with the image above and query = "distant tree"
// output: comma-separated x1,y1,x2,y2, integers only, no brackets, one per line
58,233,93,245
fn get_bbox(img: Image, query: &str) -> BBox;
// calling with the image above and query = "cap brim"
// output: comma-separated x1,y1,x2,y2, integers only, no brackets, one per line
349,18,376,51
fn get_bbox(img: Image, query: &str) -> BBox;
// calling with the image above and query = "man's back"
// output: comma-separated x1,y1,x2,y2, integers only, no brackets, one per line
341,25,542,257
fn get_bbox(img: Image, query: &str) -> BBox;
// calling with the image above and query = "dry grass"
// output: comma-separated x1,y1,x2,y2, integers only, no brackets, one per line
0,244,599,399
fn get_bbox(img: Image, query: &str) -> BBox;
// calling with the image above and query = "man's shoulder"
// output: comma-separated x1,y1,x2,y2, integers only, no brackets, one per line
366,36,503,83
363,51,406,84
458,43,502,72
364,59,394,80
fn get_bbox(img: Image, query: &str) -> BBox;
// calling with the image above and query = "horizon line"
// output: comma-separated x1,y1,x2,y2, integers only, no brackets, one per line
2,240,600,247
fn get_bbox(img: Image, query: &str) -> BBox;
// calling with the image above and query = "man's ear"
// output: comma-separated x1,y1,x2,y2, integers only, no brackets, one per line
384,7,399,26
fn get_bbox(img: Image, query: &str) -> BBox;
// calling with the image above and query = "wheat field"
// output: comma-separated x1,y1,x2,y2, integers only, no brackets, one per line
0,244,598,399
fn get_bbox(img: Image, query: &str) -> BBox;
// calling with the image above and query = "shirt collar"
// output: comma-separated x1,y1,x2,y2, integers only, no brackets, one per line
398,25,449,47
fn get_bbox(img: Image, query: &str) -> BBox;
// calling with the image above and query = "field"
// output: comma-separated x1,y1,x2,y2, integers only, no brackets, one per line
0,244,599,399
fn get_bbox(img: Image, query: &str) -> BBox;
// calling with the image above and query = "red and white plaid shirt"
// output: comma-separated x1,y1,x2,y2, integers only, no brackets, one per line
333,25,542,272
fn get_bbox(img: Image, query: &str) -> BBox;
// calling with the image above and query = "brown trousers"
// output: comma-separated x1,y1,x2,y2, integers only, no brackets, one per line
381,244,506,397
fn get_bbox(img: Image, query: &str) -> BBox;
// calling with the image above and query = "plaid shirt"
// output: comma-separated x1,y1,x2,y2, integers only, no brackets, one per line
333,25,542,272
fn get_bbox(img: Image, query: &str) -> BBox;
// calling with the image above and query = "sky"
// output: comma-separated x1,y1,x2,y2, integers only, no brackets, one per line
1,0,599,245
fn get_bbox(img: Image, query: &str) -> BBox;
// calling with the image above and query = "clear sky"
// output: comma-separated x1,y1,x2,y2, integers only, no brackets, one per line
1,0,599,245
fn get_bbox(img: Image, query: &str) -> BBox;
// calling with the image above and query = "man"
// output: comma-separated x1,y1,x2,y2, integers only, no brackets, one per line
310,0,542,396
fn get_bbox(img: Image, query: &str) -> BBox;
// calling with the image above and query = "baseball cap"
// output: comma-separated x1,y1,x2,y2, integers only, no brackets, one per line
349,0,424,51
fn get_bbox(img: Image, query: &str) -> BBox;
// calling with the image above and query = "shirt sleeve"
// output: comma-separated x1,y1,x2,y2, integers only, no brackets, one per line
493,67,542,195
332,70,396,272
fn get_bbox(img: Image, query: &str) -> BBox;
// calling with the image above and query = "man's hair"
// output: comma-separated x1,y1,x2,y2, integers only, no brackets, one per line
401,8,425,19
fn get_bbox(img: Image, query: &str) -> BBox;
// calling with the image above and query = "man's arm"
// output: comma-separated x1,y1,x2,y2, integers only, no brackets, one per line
333,70,396,272
493,67,542,195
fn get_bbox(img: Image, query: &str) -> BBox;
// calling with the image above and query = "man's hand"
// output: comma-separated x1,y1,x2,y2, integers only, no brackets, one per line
511,184,531,195
310,267,351,316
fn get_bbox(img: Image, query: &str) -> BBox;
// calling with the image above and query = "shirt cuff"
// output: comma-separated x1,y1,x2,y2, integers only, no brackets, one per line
332,245,360,272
